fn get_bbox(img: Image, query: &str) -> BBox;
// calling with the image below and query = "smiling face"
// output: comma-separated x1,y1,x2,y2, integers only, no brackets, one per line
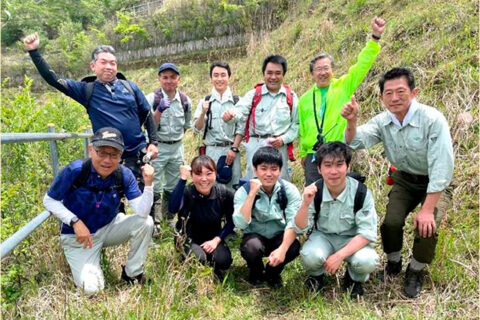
158,70,180,95
90,52,117,83
210,66,230,94
312,57,333,88
88,145,122,179
380,77,418,122
192,166,216,196
263,62,284,93
318,155,348,190
253,162,281,192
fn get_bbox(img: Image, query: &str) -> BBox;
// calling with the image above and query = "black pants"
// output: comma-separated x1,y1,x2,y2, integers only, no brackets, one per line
240,232,300,279
181,239,232,271
304,153,321,186
381,170,450,264
122,155,145,191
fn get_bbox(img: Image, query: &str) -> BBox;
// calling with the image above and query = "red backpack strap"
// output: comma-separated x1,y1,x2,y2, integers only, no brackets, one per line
245,83,264,142
283,84,293,110
282,84,296,161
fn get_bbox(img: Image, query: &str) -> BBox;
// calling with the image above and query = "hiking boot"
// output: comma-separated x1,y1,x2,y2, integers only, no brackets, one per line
404,264,423,298
305,274,325,292
343,271,364,299
121,265,146,285
377,259,402,281
266,274,283,290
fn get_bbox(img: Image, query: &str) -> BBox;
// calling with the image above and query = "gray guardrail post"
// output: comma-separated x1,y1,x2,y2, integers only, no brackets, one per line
47,124,59,177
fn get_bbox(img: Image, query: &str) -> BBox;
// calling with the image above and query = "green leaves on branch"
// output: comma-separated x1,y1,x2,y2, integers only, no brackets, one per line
114,12,148,44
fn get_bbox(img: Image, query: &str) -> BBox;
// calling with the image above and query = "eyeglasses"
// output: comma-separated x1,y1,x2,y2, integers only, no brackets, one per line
94,148,122,160
313,66,331,72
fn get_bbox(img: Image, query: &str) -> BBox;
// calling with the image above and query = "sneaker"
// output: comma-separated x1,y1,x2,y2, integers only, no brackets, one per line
121,265,146,285
377,259,402,281
305,274,325,292
266,274,283,290
404,264,422,298
343,271,364,299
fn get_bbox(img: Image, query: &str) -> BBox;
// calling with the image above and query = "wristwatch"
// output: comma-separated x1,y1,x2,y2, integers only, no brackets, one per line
149,140,159,147
230,146,239,153
70,216,79,227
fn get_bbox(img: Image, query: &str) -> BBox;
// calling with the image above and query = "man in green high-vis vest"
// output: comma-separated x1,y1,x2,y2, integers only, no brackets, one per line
298,17,385,185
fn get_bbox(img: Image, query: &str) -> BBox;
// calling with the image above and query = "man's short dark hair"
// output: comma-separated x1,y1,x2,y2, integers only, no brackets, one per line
315,142,352,168
262,55,287,75
91,45,116,63
210,61,231,77
379,67,416,94
309,53,334,73
252,146,283,168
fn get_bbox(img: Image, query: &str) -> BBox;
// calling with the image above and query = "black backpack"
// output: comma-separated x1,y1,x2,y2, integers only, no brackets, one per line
70,159,125,199
312,173,367,231
202,94,240,140
81,72,147,126
240,178,288,219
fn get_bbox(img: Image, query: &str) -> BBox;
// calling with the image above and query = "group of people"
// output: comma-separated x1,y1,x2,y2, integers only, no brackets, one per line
23,15,454,300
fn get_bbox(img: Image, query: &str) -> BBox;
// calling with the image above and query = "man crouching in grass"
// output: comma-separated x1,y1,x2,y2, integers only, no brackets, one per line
294,142,378,299
43,127,154,295
233,146,301,289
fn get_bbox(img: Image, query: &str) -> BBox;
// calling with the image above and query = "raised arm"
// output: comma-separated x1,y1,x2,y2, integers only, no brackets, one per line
24,32,70,95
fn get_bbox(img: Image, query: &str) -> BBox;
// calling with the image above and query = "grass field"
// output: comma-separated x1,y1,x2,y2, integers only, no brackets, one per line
1,0,478,319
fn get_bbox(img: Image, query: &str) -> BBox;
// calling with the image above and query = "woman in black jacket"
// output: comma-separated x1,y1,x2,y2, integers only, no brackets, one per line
169,155,234,276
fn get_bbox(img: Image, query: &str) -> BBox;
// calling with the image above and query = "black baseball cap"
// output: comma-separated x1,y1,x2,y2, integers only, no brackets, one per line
91,127,124,151
158,62,180,75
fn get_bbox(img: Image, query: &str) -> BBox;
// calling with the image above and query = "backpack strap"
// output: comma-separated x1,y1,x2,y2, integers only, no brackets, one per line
233,95,240,105
85,82,95,108
276,179,288,220
202,95,212,141
153,89,163,111
312,178,367,231
353,182,367,214
179,91,189,113
283,84,296,161
71,159,93,191
313,179,324,230
245,83,264,142
70,159,124,197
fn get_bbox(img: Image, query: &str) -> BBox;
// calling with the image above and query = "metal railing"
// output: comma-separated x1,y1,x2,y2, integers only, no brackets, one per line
1,124,92,260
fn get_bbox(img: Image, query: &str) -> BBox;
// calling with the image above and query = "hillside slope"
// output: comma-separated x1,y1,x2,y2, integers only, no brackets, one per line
1,1,478,319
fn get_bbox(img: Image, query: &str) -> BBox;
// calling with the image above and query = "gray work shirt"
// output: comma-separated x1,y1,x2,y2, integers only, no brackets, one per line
146,89,192,142
193,87,238,145
233,179,301,239
233,84,299,143
349,99,454,193
294,177,377,242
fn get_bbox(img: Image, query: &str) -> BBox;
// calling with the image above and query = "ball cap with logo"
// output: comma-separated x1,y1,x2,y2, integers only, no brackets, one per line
91,127,125,151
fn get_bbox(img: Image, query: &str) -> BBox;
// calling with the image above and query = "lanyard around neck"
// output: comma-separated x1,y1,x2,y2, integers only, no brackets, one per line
313,89,327,135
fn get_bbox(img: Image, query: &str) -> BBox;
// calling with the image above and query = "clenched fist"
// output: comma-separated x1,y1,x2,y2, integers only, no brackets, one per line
142,164,155,186
371,17,386,38
179,165,192,180
23,32,40,51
